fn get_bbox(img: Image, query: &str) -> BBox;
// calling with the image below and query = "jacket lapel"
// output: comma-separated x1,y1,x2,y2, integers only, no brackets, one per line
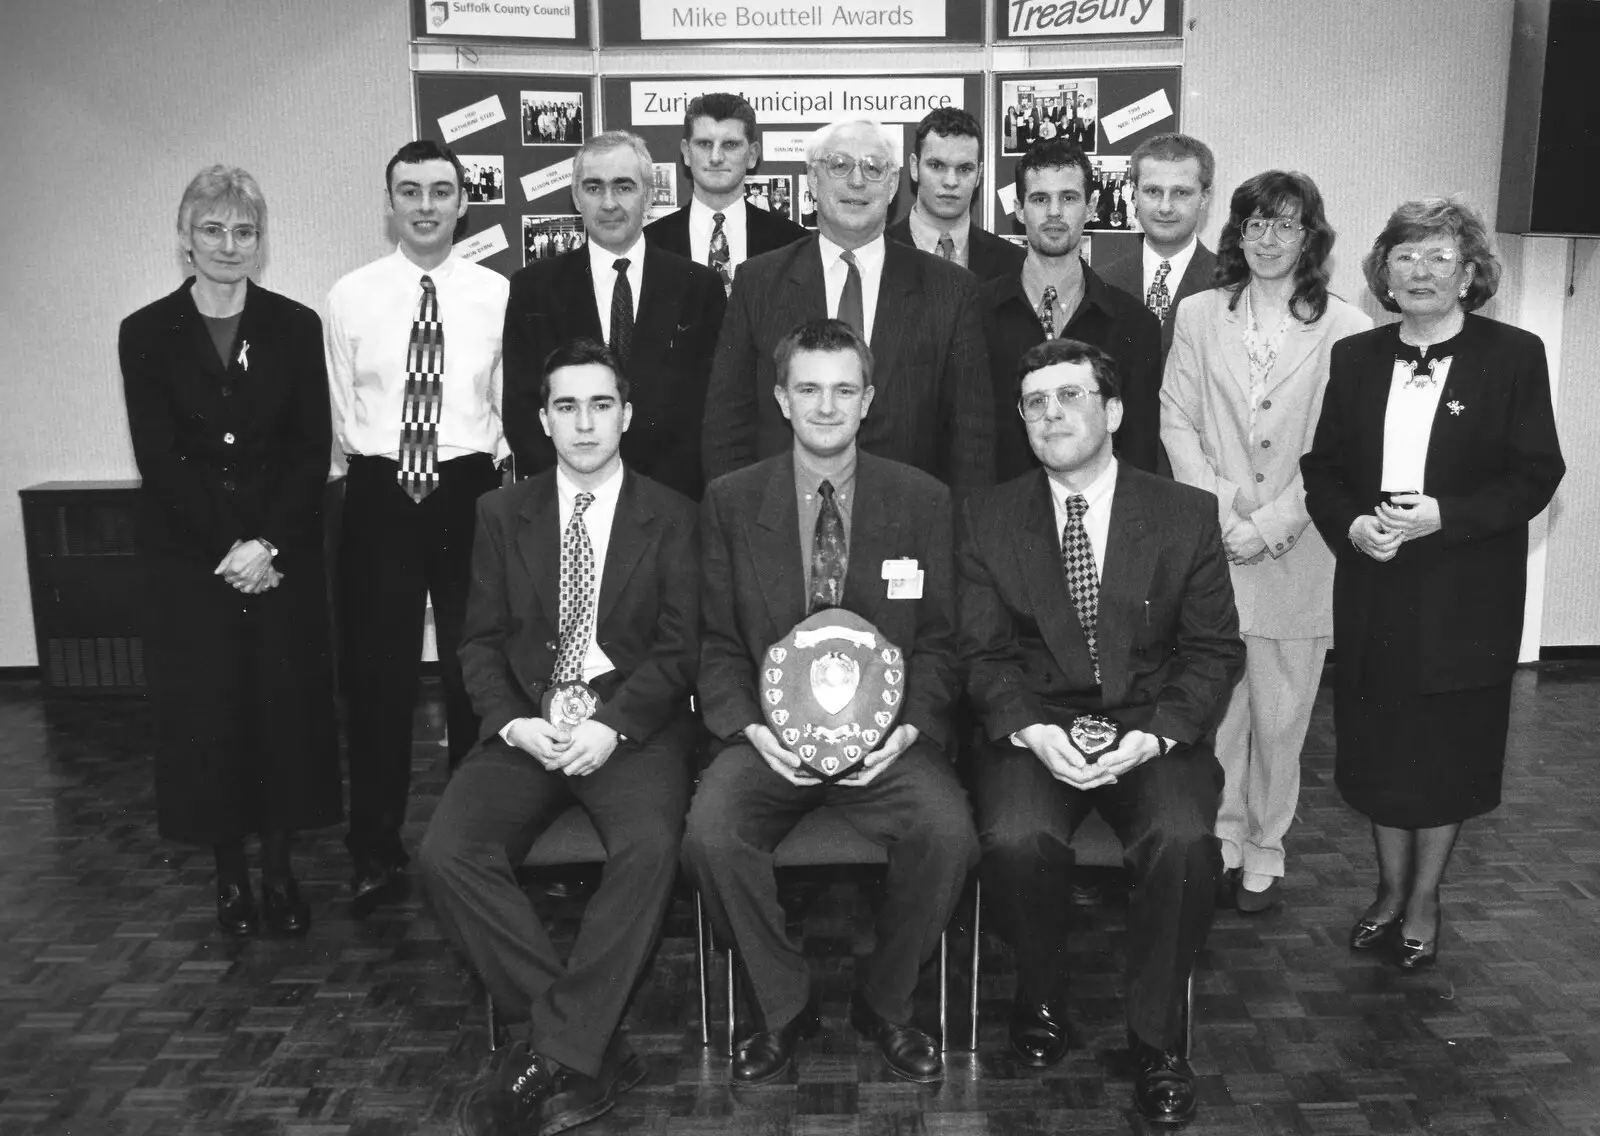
1217,296,1254,402
1019,472,1092,677
1358,326,1400,498
174,280,229,379
752,452,807,639
841,455,902,611
870,242,918,393
559,250,605,341
1262,314,1322,398
634,244,685,360
596,469,655,629
1422,316,1482,491
1096,466,1159,705
786,238,830,325
515,475,562,632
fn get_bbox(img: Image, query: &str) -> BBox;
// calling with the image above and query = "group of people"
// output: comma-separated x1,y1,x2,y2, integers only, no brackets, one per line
522,98,583,146
462,161,503,205
1003,95,1097,154
119,91,1563,1135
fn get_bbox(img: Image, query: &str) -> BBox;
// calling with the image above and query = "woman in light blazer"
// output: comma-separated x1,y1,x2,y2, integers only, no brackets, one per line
1160,170,1370,912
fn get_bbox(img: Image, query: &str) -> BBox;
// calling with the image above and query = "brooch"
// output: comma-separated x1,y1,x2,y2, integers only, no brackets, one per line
1447,400,1463,416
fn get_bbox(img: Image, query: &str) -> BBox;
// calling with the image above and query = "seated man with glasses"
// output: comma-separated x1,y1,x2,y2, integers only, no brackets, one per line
957,337,1244,1126
703,117,994,497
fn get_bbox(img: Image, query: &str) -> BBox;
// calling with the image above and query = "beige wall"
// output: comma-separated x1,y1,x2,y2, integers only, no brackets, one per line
2,0,1596,664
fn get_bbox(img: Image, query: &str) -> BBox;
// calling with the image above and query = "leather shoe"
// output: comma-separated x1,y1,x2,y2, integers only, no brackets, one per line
731,998,819,1086
1130,1034,1197,1125
216,878,258,938
261,877,311,937
1394,934,1439,970
1215,867,1241,909
456,1043,560,1136
1235,877,1280,915
539,1065,617,1135
849,992,942,1083
1349,913,1402,951
1008,994,1070,1067
350,856,408,919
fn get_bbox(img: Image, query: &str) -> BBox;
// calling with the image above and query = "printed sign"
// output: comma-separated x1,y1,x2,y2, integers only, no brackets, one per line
629,77,965,126
1000,0,1171,38
521,156,576,202
423,0,576,38
454,225,510,263
439,95,508,144
640,0,946,39
762,131,813,162
1100,88,1174,144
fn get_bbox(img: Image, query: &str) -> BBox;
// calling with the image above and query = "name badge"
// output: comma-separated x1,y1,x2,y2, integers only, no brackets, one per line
886,570,924,600
881,558,918,580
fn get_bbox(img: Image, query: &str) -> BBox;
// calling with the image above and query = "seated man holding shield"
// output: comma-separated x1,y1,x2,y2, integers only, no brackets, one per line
419,338,699,1136
957,337,1244,1126
682,318,979,1087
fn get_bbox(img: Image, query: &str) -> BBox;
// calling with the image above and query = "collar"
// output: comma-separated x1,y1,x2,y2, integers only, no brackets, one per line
690,195,744,227
390,245,461,282
907,202,970,249
1048,455,1118,512
794,442,858,490
817,231,886,274
1142,235,1197,281
556,460,625,509
586,234,646,274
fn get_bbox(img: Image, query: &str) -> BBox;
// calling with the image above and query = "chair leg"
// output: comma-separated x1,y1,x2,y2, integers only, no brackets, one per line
1184,970,1195,1059
967,878,982,1053
695,891,710,1048
485,986,498,1050
938,930,949,1053
725,940,737,1058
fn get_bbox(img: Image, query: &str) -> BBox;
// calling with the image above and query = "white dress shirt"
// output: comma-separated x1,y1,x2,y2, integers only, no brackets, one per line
586,235,645,345
817,232,885,344
1381,354,1452,491
1048,456,1118,583
687,196,748,270
325,247,509,461
1141,235,1199,302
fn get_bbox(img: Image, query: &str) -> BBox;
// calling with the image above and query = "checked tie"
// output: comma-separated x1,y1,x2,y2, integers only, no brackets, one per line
609,258,634,368
808,480,847,614
397,274,443,503
1146,259,1172,324
1061,494,1100,684
551,492,597,683
1037,284,1058,339
708,211,732,294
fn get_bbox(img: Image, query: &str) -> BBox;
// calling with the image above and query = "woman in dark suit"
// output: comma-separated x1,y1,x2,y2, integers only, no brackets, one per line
1302,198,1563,968
119,166,341,937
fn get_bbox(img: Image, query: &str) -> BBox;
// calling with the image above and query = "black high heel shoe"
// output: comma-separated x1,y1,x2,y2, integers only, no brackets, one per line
217,878,259,937
261,877,311,937
1349,913,1402,951
1394,934,1438,970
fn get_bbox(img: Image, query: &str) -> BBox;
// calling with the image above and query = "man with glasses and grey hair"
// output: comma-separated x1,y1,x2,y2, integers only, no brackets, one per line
703,118,993,495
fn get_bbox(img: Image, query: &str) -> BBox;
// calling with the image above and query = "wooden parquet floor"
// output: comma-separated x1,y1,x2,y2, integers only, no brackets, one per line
1,664,1597,1135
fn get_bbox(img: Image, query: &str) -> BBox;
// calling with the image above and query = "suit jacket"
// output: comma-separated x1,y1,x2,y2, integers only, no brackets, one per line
885,216,1026,283
699,450,958,753
502,243,727,499
458,466,700,743
1301,315,1564,692
644,199,808,262
981,261,1164,479
1096,239,1218,358
703,235,994,494
1161,289,1372,639
959,465,1244,747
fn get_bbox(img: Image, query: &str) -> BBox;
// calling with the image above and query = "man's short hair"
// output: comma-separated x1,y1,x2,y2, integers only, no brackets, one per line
683,93,759,144
1127,133,1216,192
386,140,466,193
773,319,874,388
912,107,982,160
573,130,654,186
539,338,630,407
805,119,900,166
1015,337,1121,402
1014,138,1093,199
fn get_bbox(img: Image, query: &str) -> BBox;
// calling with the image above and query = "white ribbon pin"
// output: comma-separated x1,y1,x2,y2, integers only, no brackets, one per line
237,340,250,371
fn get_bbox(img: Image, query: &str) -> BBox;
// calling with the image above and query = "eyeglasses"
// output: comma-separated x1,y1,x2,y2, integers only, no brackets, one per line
816,151,894,183
1388,249,1459,273
1018,384,1101,421
192,223,260,248
1241,217,1304,242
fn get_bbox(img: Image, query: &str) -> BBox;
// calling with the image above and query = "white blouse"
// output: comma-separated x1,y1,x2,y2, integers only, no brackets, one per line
1380,351,1453,492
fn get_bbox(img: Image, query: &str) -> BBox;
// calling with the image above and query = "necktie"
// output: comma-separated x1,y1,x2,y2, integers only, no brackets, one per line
1146,259,1172,323
609,258,633,367
936,233,955,261
1037,284,1058,339
838,250,864,339
708,211,732,294
1061,495,1100,684
552,492,597,683
398,274,444,503
808,480,847,614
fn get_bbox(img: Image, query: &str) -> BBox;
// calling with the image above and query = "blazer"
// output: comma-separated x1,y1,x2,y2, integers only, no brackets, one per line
458,466,700,743
699,450,958,753
702,235,994,495
119,278,331,566
502,242,727,499
1302,315,1565,692
1161,289,1372,639
643,198,808,262
1096,240,1218,358
885,216,1027,283
959,464,1245,747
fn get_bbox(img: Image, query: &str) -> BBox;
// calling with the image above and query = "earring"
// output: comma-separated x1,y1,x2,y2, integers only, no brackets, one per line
184,249,194,265
1386,289,1394,300
1458,285,1468,298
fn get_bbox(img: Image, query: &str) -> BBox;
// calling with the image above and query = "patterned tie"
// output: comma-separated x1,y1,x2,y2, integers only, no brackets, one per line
1061,495,1100,684
397,274,444,503
808,480,847,614
609,258,633,368
1037,284,1058,339
936,233,955,261
838,250,864,339
551,492,597,684
1146,259,1172,323
708,211,732,294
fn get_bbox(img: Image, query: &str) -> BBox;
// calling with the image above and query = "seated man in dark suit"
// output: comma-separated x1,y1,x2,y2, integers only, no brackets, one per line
886,106,1025,283
982,138,1163,480
684,319,979,1087
643,92,808,293
419,339,700,1136
958,338,1244,1126
503,130,726,499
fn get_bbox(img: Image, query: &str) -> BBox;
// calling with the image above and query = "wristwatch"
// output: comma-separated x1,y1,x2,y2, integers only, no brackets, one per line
258,538,279,558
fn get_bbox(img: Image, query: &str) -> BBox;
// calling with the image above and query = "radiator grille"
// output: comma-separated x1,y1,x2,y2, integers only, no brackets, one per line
26,502,138,557
45,637,146,690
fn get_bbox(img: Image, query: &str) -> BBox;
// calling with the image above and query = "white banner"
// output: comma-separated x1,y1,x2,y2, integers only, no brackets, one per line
439,95,507,144
521,156,576,202
1004,0,1166,38
629,77,965,126
424,0,576,38
454,226,510,263
1100,88,1173,144
641,0,945,40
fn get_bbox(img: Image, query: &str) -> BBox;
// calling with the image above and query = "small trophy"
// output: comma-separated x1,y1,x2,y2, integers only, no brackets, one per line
542,680,600,734
1066,713,1125,764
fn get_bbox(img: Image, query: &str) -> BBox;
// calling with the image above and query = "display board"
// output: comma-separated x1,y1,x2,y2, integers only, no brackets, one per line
993,0,1183,42
601,0,982,45
415,72,593,277
411,0,592,44
600,73,985,230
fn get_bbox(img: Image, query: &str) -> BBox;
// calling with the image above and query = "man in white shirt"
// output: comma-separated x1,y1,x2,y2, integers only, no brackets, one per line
643,92,807,291
420,338,699,1136
325,140,509,917
504,130,726,499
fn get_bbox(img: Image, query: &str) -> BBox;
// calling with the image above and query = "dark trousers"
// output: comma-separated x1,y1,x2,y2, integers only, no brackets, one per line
417,717,691,1077
682,742,978,1032
339,452,500,863
974,739,1222,1050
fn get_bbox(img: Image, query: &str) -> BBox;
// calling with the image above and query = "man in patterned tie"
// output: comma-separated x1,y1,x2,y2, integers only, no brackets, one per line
419,338,700,1136
957,337,1244,1126
980,138,1163,481
685,318,978,1088
325,140,509,917
643,93,807,292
